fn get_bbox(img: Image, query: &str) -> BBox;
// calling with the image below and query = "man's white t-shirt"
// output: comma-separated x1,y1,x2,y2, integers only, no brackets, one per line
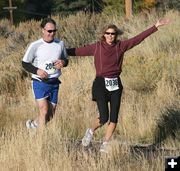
22,38,68,80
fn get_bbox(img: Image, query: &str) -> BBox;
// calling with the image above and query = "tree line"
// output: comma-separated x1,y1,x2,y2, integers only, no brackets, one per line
0,0,179,24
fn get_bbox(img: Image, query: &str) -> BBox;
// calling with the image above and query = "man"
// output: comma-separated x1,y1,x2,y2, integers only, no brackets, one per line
22,18,68,130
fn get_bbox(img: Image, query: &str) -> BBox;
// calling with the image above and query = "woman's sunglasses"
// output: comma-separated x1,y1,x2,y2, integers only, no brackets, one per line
105,32,116,35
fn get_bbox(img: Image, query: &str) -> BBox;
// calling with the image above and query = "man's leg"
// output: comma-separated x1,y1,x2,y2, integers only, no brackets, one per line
45,102,56,123
33,101,56,128
45,83,59,123
36,99,49,129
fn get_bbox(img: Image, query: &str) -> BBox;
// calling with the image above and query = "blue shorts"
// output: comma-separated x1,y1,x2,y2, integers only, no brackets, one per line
32,79,60,105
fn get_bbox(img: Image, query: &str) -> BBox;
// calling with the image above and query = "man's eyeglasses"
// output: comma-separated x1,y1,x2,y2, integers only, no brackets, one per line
105,32,116,35
44,29,57,33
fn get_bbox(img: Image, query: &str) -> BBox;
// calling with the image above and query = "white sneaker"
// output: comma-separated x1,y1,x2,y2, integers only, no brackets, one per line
82,128,93,146
26,120,37,129
100,141,109,153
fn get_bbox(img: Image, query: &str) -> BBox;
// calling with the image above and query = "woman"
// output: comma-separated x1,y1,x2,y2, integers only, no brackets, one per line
67,19,169,153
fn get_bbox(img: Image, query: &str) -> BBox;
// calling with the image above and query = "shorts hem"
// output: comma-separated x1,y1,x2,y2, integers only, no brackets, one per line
36,96,49,100
36,97,57,105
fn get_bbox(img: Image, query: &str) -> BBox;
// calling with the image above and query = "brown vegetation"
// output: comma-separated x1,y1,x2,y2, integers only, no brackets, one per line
0,10,179,171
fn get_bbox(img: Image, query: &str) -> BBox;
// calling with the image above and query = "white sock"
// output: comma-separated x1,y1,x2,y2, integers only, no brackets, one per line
33,120,38,127
89,128,94,135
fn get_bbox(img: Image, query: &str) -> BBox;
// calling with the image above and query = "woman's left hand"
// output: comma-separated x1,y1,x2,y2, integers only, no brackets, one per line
155,18,170,28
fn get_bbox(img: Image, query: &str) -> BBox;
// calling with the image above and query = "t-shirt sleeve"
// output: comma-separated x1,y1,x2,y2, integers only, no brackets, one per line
60,41,69,67
22,43,36,63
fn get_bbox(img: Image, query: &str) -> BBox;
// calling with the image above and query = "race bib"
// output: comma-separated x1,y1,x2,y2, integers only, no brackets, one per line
40,60,57,75
105,77,119,91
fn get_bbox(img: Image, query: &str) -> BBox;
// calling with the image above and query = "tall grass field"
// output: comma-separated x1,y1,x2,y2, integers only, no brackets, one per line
0,10,179,171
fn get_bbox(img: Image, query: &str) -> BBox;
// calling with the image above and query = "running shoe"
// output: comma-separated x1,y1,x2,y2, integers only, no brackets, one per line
26,120,37,129
82,128,93,146
100,141,109,153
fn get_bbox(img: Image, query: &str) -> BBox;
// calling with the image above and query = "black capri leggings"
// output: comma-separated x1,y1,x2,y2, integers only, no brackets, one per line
92,77,123,124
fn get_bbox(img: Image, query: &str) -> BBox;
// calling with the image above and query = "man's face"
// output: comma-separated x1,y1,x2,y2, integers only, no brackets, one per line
42,23,57,42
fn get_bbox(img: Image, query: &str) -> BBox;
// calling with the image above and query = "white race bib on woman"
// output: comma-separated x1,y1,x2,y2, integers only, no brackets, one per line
105,77,119,91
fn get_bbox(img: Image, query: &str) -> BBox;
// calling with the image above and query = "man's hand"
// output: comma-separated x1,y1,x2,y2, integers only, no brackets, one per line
37,69,48,79
155,19,170,28
53,60,65,70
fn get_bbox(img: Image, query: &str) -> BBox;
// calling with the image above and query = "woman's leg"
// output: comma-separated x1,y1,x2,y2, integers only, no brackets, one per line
91,99,109,131
104,122,117,141
91,117,101,131
104,89,122,141
82,100,109,146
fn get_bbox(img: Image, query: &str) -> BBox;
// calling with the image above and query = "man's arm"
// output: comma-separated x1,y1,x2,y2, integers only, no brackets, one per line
60,48,69,67
53,42,69,69
22,61,38,74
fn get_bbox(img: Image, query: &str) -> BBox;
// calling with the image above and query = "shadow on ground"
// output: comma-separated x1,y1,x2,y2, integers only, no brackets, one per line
154,107,180,144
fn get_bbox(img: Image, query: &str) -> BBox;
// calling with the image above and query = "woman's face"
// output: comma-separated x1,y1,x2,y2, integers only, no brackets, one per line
104,28,116,45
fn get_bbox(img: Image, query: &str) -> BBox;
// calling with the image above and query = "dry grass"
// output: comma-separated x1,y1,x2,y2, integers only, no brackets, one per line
0,10,179,171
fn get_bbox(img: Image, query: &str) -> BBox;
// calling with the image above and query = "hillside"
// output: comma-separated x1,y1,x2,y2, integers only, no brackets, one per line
0,10,179,171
